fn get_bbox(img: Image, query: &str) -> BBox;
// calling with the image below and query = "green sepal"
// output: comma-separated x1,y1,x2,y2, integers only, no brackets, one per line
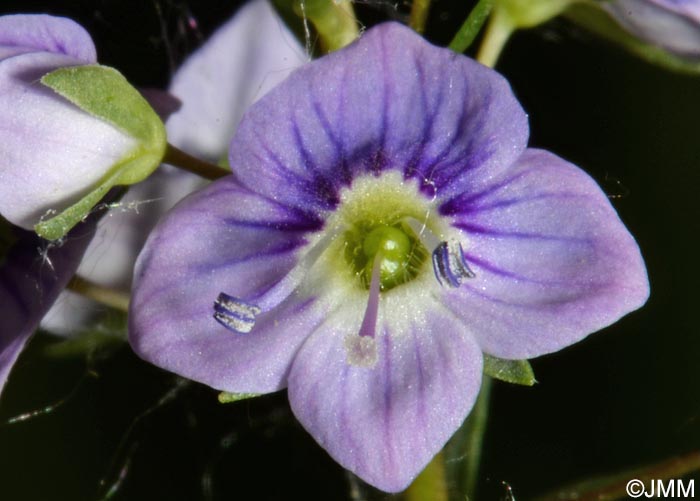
565,1,700,75
217,392,261,404
483,354,536,386
35,65,167,240
495,0,572,28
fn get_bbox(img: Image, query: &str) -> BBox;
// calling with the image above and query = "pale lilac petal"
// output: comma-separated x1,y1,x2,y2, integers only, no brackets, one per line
129,179,324,392
441,149,649,359
0,223,94,394
288,305,483,492
229,22,528,213
0,50,137,229
167,0,306,161
0,14,96,62
607,0,700,57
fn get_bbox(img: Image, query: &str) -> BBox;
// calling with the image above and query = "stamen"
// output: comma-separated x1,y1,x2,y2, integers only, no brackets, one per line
432,240,476,288
211,226,342,334
345,253,381,367
213,292,261,334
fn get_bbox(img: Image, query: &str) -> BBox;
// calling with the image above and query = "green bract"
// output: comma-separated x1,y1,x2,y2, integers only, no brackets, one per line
218,391,261,404
483,354,536,386
36,65,167,240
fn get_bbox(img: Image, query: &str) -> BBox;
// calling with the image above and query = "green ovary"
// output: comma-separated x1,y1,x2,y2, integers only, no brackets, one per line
344,222,428,291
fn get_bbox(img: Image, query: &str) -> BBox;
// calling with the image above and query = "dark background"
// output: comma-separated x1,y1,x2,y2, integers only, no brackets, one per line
0,0,698,499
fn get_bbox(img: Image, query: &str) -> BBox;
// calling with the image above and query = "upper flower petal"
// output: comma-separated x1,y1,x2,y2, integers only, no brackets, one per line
229,21,528,214
0,14,96,61
440,148,649,359
129,180,325,392
0,222,94,395
606,0,700,58
167,0,306,161
287,304,483,492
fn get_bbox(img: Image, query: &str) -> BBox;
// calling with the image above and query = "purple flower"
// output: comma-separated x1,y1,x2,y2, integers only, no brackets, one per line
42,0,305,333
0,222,95,395
606,0,700,58
0,14,139,230
129,23,649,491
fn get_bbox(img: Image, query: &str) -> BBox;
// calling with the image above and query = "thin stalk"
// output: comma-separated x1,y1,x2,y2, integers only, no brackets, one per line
443,375,493,501
536,451,700,501
475,7,515,67
462,376,492,499
448,0,494,53
409,0,432,34
294,0,359,53
163,143,229,180
67,275,130,312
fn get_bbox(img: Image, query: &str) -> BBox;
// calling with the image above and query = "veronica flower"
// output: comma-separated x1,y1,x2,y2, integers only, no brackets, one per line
0,15,131,229
605,0,700,58
42,0,305,333
129,22,649,491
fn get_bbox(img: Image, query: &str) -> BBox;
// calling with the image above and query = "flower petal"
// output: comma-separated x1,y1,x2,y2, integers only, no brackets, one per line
0,14,96,61
287,304,483,492
129,179,324,392
441,149,649,359
606,0,700,58
167,0,306,161
0,223,94,394
229,22,528,214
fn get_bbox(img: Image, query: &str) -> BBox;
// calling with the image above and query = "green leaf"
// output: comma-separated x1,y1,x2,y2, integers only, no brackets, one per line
565,1,700,75
217,392,261,404
483,354,536,386
36,65,167,240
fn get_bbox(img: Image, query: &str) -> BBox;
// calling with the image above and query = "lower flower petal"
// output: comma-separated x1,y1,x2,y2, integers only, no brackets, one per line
1,222,94,394
129,179,324,392
442,148,649,359
287,304,483,492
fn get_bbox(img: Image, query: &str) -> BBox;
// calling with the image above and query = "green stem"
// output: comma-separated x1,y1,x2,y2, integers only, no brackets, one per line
67,275,130,312
448,0,494,53
404,451,449,501
444,375,493,501
463,377,492,499
294,0,359,52
409,0,432,34
163,143,229,180
536,451,700,501
475,7,515,67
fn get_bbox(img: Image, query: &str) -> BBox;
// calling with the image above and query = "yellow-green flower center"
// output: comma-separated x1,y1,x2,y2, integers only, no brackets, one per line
304,171,457,302
344,222,428,291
